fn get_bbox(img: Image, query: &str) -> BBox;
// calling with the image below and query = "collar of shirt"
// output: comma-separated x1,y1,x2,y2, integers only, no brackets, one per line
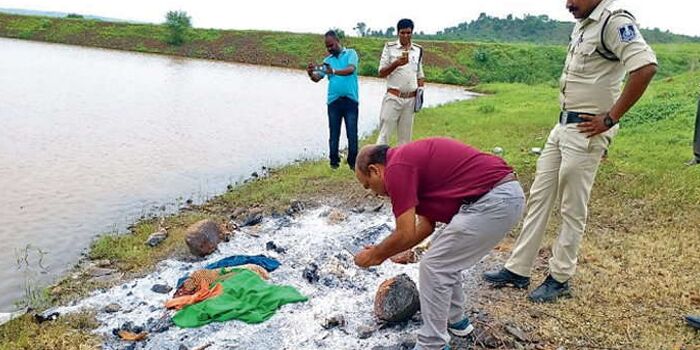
582,0,616,24
328,47,347,59
393,40,416,51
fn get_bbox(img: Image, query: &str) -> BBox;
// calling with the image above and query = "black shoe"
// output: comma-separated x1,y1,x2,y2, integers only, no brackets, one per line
483,267,530,289
330,163,340,170
528,275,571,303
687,315,700,330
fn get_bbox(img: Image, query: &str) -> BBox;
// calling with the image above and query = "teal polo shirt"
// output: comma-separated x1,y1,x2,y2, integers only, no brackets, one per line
322,48,359,104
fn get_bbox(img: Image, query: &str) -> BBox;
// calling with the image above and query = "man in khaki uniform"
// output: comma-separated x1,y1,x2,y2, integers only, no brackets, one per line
376,18,425,145
484,0,657,302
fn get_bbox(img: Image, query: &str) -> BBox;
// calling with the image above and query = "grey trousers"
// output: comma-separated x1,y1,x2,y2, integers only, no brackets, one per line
416,181,525,350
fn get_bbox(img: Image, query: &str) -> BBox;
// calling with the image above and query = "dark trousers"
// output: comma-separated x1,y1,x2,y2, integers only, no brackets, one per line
327,97,359,168
694,97,700,160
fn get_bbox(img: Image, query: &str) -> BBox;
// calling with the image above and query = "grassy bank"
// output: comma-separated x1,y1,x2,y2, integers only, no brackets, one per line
1,13,700,85
3,69,698,349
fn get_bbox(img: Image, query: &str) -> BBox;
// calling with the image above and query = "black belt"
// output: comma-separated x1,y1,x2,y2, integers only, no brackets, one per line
559,111,593,124
461,173,518,205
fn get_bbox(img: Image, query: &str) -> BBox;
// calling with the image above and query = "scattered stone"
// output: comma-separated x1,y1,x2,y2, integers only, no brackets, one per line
240,213,263,227
374,274,420,323
251,171,259,178
184,220,224,257
93,259,112,267
357,325,376,339
530,147,543,155
151,284,173,294
303,263,320,283
147,315,173,334
90,273,122,285
321,315,345,330
231,207,247,219
179,345,189,350
266,241,286,254
146,227,168,247
286,200,304,215
87,266,117,277
370,335,416,350
493,146,504,155
371,203,384,212
34,308,60,323
351,206,365,214
326,209,347,224
103,303,122,313
505,324,529,342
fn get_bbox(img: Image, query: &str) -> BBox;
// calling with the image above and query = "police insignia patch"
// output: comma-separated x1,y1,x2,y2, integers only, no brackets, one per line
618,24,637,42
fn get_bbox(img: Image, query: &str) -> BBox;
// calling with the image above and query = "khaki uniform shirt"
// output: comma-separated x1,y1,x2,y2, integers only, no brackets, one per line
379,40,425,93
559,0,657,114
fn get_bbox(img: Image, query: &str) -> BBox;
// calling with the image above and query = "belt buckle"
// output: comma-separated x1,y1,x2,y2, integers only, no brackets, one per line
559,111,568,125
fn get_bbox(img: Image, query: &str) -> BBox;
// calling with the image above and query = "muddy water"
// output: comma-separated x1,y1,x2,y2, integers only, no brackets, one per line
0,37,474,312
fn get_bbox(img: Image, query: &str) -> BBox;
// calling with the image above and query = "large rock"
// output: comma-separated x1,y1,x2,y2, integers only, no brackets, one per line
374,274,420,323
185,220,225,257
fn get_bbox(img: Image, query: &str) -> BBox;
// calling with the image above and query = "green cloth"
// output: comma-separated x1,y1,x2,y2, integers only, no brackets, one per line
172,269,308,328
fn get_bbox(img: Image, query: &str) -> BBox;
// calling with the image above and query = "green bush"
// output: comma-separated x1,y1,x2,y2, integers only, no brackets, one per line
164,10,191,46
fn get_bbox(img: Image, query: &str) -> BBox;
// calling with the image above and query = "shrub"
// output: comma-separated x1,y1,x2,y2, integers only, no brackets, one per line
165,10,191,46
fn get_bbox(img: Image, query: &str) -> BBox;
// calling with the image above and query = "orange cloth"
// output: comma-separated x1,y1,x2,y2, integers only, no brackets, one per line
165,281,223,310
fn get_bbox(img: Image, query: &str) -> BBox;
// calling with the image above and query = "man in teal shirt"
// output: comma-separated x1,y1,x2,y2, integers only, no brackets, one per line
306,30,359,170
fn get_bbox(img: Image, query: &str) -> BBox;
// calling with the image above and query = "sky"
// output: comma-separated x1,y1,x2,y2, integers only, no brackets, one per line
0,0,697,37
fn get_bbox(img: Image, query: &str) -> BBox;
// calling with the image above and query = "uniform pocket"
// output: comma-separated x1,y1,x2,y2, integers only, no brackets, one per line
571,43,597,73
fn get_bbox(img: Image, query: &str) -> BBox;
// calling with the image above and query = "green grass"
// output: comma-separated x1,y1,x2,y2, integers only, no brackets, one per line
0,12,699,349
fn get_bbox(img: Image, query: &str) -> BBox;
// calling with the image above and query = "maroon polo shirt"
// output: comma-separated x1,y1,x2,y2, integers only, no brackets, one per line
384,137,513,223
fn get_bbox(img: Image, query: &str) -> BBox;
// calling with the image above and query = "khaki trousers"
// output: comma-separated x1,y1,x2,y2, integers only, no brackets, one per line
376,93,415,145
416,182,525,350
505,123,616,283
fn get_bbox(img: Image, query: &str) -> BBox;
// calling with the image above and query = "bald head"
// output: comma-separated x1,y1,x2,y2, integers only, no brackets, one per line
356,144,390,175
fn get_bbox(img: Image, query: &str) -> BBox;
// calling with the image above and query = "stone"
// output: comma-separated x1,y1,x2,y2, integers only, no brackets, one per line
351,206,365,214
357,325,376,339
146,228,168,247
147,315,173,333
34,308,60,323
371,203,384,212
326,209,347,224
286,200,304,215
303,263,320,283
184,220,224,257
374,274,420,323
241,213,263,227
151,284,173,294
265,241,286,254
179,345,189,350
93,259,112,267
321,315,345,330
90,273,122,285
87,266,117,277
231,207,247,219
103,303,122,313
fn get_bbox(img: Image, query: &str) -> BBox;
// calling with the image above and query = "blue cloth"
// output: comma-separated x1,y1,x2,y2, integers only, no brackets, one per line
322,48,359,104
327,97,358,169
176,255,281,288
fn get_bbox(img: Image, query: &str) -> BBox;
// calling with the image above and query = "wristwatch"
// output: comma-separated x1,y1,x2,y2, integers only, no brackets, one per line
603,113,617,128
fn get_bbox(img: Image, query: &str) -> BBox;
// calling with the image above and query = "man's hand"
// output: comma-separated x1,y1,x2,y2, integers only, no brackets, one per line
395,55,409,67
354,245,385,268
306,63,315,75
578,113,611,137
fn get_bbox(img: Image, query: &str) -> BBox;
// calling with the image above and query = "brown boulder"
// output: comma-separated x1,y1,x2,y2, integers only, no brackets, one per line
185,220,225,257
374,274,420,323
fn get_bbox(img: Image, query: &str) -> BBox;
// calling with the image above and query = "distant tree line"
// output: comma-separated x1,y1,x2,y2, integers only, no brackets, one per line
354,14,699,44
425,13,700,44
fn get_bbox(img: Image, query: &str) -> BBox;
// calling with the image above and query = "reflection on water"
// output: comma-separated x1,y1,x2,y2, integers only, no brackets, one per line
0,37,474,311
